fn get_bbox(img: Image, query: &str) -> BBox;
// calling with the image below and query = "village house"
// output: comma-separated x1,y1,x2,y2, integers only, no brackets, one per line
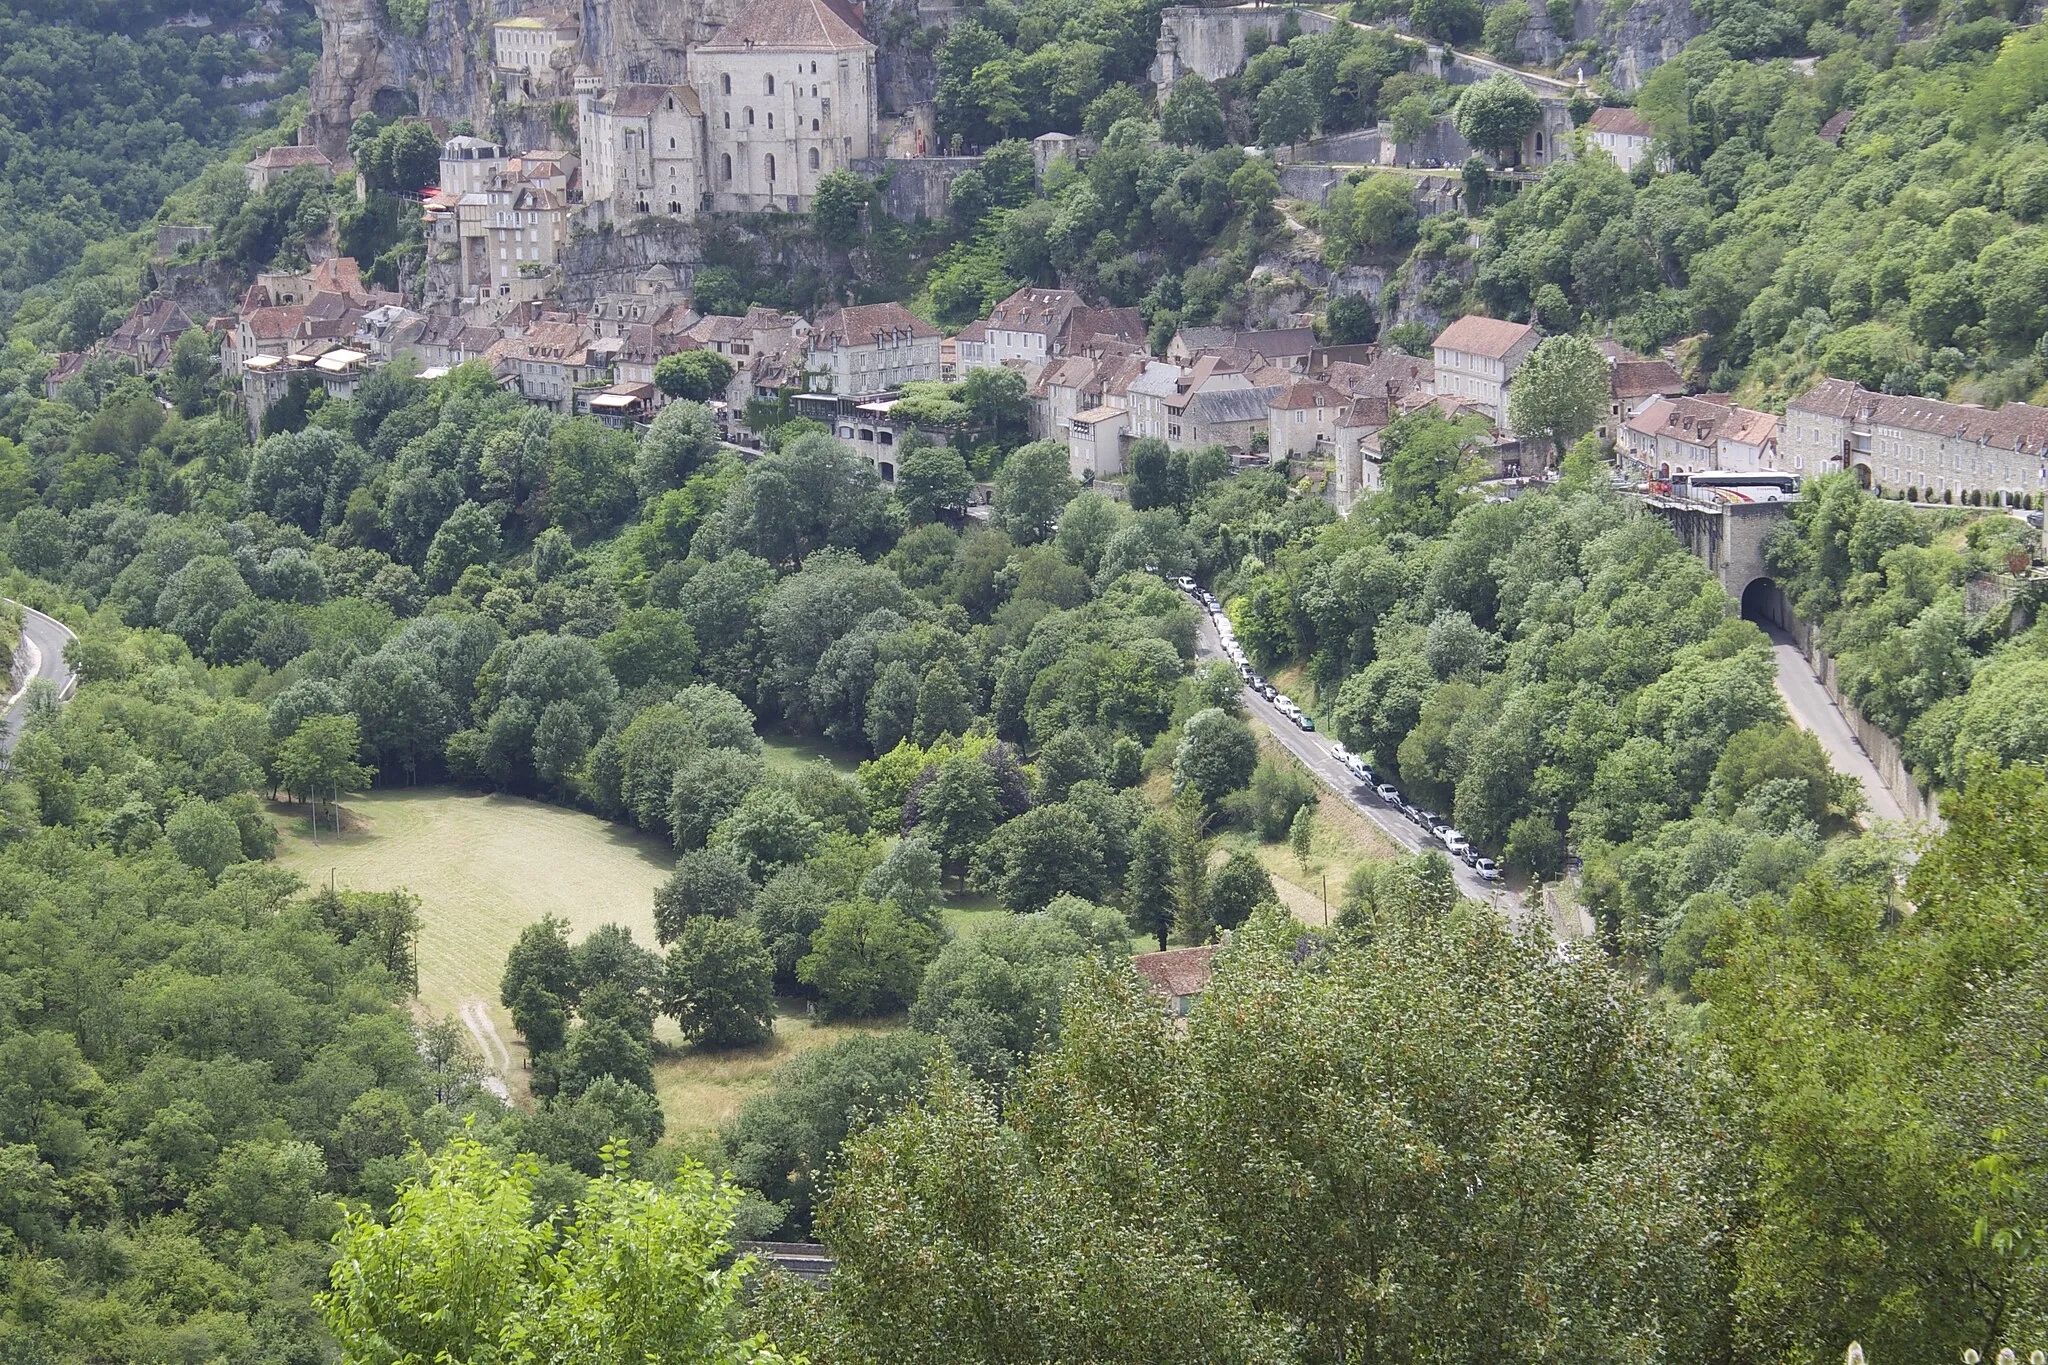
1169,325,1317,373
803,302,940,396
1267,379,1347,461
495,12,581,102
964,286,1145,371
1621,395,1780,474
1584,105,1656,173
244,143,333,194
1597,343,1686,443
1330,395,1396,510
1115,359,1184,443
1133,946,1218,1018
439,136,508,196
1783,378,2048,503
694,0,881,215
491,316,615,411
1431,315,1539,435
1069,405,1129,480
106,295,197,372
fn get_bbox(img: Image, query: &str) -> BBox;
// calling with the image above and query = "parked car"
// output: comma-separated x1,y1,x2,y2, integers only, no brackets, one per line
1260,685,1279,701
1444,832,1471,859
1402,802,1426,823
1330,743,1351,764
1473,857,1501,881
1174,576,1197,591
1375,783,1401,804
1298,714,1316,732
1356,763,1376,786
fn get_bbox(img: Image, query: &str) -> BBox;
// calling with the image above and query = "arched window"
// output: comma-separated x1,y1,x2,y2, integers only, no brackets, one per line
721,153,732,181
723,111,730,128
669,200,681,215
811,118,820,132
767,112,774,128
745,107,754,125
669,136,676,148
810,61,817,74
808,147,819,169
765,74,775,94
666,96,674,111
766,154,776,181
720,73,731,94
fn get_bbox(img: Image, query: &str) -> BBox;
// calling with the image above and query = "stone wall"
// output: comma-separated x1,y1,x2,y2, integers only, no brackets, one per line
1789,612,1947,829
859,156,983,222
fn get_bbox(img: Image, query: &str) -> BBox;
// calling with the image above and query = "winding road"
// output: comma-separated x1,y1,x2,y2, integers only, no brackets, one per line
1189,603,1536,933
2,601,77,750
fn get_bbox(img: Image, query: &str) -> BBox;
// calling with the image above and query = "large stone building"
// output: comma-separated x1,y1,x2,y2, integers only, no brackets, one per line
692,0,879,215
583,84,705,219
1784,378,2048,503
1432,315,1539,434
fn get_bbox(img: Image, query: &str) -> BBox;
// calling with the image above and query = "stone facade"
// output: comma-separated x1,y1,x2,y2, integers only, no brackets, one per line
1784,378,2048,503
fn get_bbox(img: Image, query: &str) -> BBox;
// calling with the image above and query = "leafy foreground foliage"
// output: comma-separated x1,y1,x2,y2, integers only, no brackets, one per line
762,907,1735,1364
321,1137,790,1365
751,761,2048,1364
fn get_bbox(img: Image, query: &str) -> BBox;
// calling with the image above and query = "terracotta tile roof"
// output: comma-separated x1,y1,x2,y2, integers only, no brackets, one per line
1133,946,1217,999
1433,314,1537,360
1070,306,1147,349
1339,395,1392,428
1587,105,1652,138
244,305,306,340
697,0,870,51
809,301,937,348
1820,109,1853,144
955,319,988,343
1234,326,1316,360
1627,395,1778,450
1270,379,1343,411
1321,353,1434,399
1611,359,1683,399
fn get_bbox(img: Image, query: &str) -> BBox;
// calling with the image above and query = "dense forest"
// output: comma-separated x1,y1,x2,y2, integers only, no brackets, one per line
5,0,2048,1358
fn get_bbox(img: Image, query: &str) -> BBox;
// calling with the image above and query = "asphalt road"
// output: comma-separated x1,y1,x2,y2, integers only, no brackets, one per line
1759,621,1909,826
3,601,78,750
1187,597,1532,931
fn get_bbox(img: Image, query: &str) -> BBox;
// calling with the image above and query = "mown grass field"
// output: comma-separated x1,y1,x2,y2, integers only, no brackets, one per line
270,782,957,1134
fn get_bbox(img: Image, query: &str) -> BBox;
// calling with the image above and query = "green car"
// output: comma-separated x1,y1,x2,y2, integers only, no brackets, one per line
1300,716,1316,732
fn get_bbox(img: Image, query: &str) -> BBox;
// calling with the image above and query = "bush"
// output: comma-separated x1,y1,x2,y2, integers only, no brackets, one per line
1237,755,1320,841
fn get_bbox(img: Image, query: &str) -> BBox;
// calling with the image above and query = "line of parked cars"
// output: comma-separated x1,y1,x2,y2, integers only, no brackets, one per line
1332,744,1500,882
1176,576,1316,732
1171,576,1499,883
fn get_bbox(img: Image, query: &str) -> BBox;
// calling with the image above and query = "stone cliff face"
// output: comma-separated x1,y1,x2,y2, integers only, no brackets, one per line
306,0,746,164
1575,0,1706,90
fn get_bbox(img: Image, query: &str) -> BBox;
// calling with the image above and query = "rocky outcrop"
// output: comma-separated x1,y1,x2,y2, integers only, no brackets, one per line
307,0,747,164
1577,0,1705,90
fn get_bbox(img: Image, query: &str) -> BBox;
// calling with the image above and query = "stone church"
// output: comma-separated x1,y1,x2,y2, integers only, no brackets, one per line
576,0,879,222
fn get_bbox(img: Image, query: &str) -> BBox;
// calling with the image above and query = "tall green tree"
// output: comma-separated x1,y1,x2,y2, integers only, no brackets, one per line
1507,333,1610,466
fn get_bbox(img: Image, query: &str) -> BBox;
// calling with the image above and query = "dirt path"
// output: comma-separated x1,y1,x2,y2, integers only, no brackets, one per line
461,997,513,1099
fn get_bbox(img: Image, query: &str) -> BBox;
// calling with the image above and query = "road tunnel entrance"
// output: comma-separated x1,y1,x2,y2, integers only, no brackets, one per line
1740,576,1789,630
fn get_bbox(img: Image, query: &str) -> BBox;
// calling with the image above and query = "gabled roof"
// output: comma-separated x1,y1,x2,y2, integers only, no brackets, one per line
809,302,937,349
1587,105,1652,139
696,0,871,52
955,319,988,343
1627,395,1778,449
1270,379,1343,411
1819,109,1853,144
1133,946,1217,999
1321,352,1434,399
1434,314,1537,360
1611,358,1683,399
